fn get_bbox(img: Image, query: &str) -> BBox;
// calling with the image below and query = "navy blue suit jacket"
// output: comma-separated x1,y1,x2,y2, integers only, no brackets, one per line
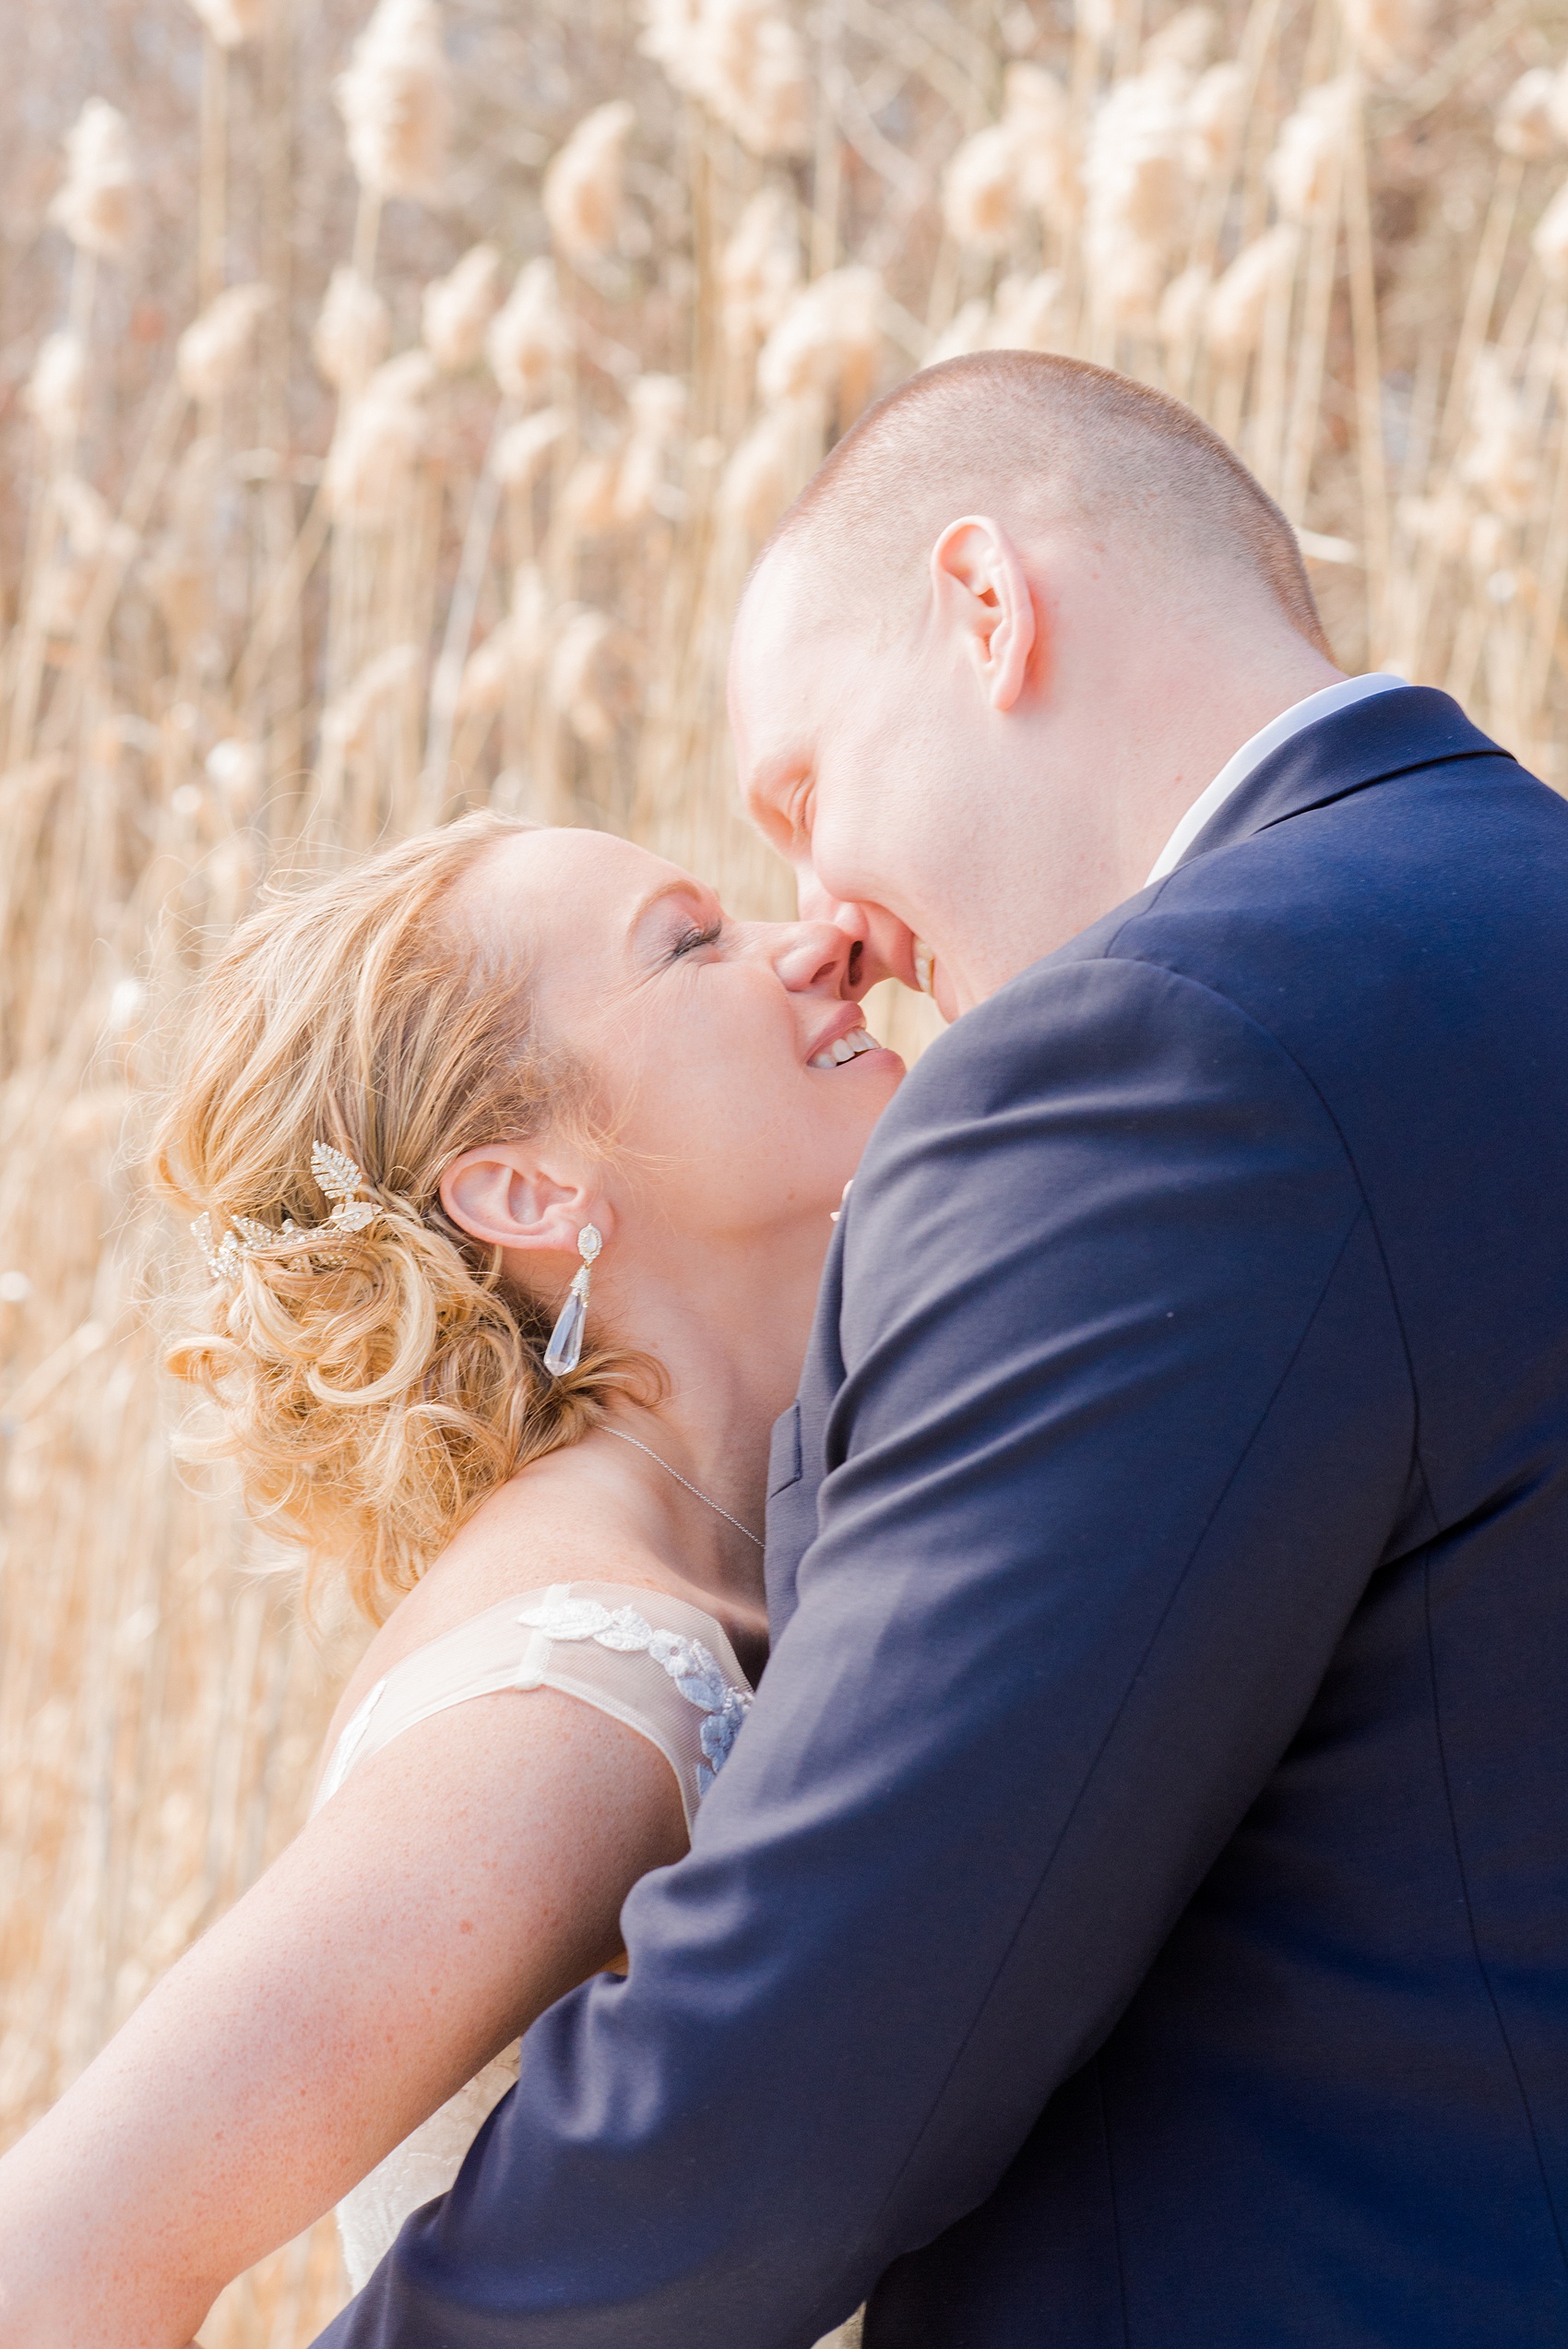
319,687,1568,2347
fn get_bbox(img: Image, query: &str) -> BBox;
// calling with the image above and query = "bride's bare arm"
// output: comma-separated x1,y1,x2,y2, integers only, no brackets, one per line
0,1684,686,2349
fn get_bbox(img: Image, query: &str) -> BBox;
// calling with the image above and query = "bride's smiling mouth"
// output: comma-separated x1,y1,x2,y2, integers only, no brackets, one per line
806,1011,886,1071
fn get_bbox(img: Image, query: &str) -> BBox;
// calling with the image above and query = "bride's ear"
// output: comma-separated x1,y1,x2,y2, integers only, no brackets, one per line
439,1144,607,1260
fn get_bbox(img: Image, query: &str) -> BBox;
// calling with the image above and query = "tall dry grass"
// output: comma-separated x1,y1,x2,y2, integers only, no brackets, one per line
3,0,1568,2337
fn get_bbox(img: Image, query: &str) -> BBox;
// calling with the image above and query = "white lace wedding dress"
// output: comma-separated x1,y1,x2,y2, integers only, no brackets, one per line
314,1580,863,2344
314,1579,754,2289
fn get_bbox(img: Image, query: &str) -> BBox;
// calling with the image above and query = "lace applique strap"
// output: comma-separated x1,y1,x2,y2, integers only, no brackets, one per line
517,1587,753,1795
314,1581,754,1831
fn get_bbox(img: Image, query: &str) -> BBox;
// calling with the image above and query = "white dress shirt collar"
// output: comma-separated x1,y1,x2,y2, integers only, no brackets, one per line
1145,673,1407,886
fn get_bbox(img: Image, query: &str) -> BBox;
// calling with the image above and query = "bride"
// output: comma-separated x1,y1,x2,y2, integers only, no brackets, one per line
0,811,902,2347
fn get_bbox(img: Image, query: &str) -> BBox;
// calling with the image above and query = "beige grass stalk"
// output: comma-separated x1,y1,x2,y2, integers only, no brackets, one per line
7,18,1568,2349
39,376,191,758
199,33,230,310
423,399,517,814
1520,310,1568,733
1170,0,1286,405
1341,77,1390,659
1399,155,1526,684
1277,139,1345,526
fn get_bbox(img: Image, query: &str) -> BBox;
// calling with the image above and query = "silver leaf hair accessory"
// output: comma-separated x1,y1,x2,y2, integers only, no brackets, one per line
192,1141,382,1282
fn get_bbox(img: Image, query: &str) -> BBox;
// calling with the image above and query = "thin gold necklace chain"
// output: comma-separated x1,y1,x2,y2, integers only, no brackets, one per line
601,1426,766,1553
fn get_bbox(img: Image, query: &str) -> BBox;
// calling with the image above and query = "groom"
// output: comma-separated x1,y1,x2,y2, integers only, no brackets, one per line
322,353,1568,2343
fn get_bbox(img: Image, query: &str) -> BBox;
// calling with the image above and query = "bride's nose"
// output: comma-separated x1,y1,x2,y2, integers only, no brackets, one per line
768,921,862,999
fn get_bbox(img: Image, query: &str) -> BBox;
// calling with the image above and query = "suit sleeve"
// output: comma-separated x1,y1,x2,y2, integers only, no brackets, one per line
316,954,1415,2349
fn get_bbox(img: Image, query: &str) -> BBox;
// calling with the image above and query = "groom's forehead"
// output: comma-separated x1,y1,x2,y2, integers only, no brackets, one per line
731,606,833,807
731,550,857,721
733,545,809,664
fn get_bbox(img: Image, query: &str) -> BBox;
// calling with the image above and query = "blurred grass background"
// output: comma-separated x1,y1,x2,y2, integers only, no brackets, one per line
4,0,1568,2335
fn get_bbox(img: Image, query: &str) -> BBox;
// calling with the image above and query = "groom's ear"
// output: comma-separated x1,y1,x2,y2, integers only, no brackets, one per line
439,1144,604,1260
930,516,1038,714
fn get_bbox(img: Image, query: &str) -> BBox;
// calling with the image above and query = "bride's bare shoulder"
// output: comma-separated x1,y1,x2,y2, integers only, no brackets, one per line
322,1452,674,1757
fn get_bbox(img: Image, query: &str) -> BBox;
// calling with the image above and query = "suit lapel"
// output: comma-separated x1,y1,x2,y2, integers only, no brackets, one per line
1171,686,1511,875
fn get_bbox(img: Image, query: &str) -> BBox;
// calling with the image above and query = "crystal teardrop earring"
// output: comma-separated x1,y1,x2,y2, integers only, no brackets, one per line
543,1224,602,1377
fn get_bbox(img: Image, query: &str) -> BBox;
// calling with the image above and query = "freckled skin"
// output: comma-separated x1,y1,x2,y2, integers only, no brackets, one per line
0,1686,684,2349
0,829,902,2349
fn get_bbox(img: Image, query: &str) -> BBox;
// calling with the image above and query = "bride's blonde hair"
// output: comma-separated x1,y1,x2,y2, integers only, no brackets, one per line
152,811,653,1627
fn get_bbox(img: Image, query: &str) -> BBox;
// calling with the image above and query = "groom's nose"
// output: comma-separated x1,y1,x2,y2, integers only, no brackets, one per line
795,876,909,996
794,877,879,991
770,920,865,999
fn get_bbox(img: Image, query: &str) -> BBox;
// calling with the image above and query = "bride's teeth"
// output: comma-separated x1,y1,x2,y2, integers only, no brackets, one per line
811,1029,880,1070
912,940,934,996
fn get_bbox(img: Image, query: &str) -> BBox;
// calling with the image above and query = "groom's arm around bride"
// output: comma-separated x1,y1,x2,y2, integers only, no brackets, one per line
322,354,1568,2348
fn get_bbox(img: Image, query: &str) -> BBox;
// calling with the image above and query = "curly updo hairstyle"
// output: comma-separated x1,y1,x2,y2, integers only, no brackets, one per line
152,811,653,1627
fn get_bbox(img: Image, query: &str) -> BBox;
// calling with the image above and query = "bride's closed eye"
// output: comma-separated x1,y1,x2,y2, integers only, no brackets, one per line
667,918,723,962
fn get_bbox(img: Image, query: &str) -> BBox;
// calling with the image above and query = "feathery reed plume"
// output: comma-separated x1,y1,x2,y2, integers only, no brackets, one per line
1269,81,1355,224
943,124,1024,254
614,374,688,524
1184,59,1246,177
720,400,811,537
314,266,392,394
1206,224,1299,359
176,283,274,403
757,265,885,415
943,67,1076,256
1532,180,1568,284
1158,262,1211,346
185,0,271,45
641,0,706,80
972,270,1065,355
495,406,571,488
645,0,810,158
544,101,637,267
549,607,623,745
1082,61,1194,328
422,244,505,372
23,332,88,451
143,436,224,665
1003,64,1078,233
1460,347,1537,517
704,0,812,157
49,99,137,257
719,185,801,354
1495,69,1562,160
455,572,552,720
1143,3,1217,69
1336,0,1429,79
36,478,126,638
1549,66,1568,146
326,352,437,523
487,259,573,401
335,0,452,201
561,447,624,536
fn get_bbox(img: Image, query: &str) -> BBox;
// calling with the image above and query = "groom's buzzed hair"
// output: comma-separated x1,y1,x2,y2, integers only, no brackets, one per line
761,350,1330,659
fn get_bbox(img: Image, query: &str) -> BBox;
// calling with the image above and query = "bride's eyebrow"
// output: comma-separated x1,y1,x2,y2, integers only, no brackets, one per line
627,878,720,948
